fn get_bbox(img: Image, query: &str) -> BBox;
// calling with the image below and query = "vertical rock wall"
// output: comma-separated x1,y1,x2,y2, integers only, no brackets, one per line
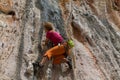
0,0,120,80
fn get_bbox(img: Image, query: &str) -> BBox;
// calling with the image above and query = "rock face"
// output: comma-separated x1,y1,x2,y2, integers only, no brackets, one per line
0,0,120,80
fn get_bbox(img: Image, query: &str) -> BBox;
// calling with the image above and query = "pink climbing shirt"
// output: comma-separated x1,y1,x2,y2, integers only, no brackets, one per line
46,31,63,45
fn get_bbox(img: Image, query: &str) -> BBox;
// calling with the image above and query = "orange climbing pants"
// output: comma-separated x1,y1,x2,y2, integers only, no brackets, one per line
44,44,69,64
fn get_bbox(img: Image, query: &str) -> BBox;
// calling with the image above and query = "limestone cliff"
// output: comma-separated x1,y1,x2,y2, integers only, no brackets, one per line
0,0,120,80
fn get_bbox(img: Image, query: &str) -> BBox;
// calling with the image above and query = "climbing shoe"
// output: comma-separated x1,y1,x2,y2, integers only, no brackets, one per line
32,62,44,68
67,60,72,69
32,62,39,67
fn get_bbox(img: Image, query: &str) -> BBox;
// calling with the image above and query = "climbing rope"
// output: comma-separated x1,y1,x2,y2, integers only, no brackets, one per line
64,0,77,71
65,0,73,40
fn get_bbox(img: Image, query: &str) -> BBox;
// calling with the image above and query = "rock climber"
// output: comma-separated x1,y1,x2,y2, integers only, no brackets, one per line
33,22,74,69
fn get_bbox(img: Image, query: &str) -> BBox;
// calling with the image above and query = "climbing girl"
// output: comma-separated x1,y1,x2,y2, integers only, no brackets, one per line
33,22,74,69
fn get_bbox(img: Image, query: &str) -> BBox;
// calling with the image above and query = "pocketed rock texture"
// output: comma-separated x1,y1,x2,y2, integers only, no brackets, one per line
0,0,120,80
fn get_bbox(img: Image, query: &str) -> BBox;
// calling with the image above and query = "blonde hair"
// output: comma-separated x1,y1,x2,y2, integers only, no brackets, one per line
43,22,53,31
